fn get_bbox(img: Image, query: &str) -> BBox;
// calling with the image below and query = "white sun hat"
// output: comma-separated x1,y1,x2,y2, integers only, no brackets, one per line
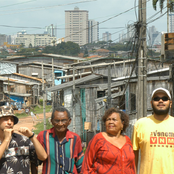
151,87,171,100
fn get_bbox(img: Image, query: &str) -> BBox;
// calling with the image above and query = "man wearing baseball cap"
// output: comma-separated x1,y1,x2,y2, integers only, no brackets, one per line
0,106,47,174
132,87,174,174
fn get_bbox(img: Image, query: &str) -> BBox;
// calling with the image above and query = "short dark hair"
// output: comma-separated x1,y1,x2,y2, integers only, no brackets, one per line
102,108,129,134
51,106,71,120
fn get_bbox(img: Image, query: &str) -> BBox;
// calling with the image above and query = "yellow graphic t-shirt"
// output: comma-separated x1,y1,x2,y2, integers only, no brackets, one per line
132,115,174,174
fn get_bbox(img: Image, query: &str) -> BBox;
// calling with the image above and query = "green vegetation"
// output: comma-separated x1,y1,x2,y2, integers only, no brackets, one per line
42,41,80,56
31,105,52,114
15,105,52,119
17,47,41,56
108,43,131,52
33,118,52,135
39,99,43,105
153,0,174,12
0,49,9,56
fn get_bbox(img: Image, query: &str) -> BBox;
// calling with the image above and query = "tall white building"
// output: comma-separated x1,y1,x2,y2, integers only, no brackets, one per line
15,34,56,47
45,24,57,37
148,26,161,46
0,34,7,46
88,20,99,43
65,7,88,46
169,14,174,32
127,24,134,40
102,32,111,42
148,26,156,46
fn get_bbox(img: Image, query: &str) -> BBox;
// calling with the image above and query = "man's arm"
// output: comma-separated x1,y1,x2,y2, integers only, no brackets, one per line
18,127,47,161
0,129,13,159
134,150,139,174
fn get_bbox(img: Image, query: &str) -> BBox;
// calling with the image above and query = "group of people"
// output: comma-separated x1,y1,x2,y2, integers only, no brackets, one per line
0,87,173,174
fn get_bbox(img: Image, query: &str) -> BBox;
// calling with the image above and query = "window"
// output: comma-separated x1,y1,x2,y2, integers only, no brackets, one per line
131,93,136,111
55,72,62,78
97,91,105,98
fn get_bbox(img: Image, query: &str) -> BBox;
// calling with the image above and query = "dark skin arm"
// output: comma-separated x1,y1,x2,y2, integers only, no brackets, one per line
134,150,139,174
31,163,38,174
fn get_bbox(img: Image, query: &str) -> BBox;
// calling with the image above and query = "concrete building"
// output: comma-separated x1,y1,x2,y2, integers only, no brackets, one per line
88,20,99,43
15,34,56,47
102,32,111,42
148,26,161,46
169,14,174,33
148,26,156,46
127,24,135,40
0,34,7,46
45,24,57,37
65,7,88,46
17,30,27,35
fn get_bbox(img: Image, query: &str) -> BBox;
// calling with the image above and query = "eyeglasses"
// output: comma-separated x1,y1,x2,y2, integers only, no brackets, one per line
106,118,118,122
53,119,69,124
153,96,169,101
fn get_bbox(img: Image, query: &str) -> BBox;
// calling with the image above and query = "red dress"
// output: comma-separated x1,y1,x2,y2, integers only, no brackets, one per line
81,132,135,174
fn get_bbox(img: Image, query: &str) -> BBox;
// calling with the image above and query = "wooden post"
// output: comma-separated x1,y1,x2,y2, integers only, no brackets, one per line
73,66,76,132
42,62,46,130
52,58,55,110
137,0,147,119
108,64,111,108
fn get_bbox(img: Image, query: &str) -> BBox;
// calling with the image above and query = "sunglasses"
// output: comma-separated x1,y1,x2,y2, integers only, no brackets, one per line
153,96,169,101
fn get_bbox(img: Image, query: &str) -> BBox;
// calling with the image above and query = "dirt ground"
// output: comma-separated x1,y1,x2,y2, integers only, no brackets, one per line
14,112,52,174
14,112,52,131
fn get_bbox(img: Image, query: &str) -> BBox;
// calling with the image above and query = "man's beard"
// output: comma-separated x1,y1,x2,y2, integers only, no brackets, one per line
152,103,170,115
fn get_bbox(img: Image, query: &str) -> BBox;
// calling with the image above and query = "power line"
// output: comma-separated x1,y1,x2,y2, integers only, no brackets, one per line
0,0,37,9
0,0,97,15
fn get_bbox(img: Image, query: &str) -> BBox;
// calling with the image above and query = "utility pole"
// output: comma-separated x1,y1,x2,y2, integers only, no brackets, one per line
42,62,46,130
73,66,76,133
137,0,147,119
167,0,169,33
171,64,174,116
52,58,55,110
107,64,111,108
8,77,11,106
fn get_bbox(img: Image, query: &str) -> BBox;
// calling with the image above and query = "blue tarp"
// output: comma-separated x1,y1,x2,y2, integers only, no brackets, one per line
5,94,24,110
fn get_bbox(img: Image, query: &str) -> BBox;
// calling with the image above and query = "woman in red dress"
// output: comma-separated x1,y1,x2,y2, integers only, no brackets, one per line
81,108,135,174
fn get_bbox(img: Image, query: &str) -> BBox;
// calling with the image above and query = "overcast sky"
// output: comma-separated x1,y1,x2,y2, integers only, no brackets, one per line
0,0,168,43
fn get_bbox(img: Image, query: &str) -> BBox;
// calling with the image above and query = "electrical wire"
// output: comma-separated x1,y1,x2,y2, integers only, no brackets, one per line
0,0,97,15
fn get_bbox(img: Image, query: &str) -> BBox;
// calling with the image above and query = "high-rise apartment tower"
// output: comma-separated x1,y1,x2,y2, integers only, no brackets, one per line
65,7,88,45
88,20,99,43
169,14,174,33
102,32,111,42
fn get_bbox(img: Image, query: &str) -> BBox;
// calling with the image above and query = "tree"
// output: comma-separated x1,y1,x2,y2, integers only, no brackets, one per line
29,43,32,48
42,41,80,56
20,43,25,48
153,0,174,12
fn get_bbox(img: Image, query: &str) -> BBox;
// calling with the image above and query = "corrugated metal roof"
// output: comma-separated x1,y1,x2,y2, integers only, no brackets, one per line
4,91,31,97
147,68,169,74
13,73,45,83
18,62,63,69
97,81,126,90
46,74,104,92
0,76,39,85
5,54,84,61
42,53,84,60
63,59,135,70
112,68,169,81
0,60,18,64
71,57,126,66
57,71,92,79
